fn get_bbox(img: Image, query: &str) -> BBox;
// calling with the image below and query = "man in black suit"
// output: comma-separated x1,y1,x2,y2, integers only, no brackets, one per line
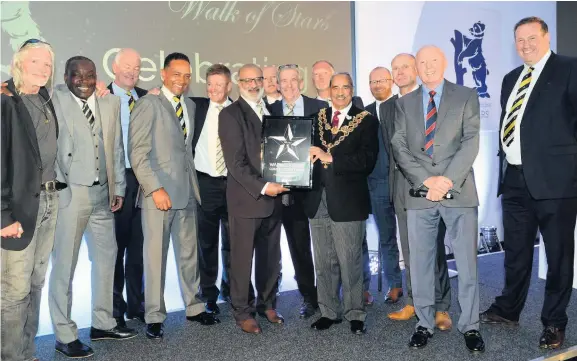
191,64,256,313
107,48,148,327
312,60,364,109
218,64,288,334
305,72,379,335
481,17,577,350
268,64,328,318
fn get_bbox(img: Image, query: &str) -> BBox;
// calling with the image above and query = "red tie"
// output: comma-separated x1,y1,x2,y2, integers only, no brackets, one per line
332,110,340,129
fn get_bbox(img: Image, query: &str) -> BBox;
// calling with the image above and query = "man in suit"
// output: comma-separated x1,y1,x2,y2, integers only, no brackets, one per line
312,60,364,109
48,56,137,358
362,67,402,306
191,64,251,313
392,46,485,353
129,52,220,340
1,39,64,361
480,17,577,350
107,48,148,327
262,65,282,105
219,64,288,334
385,54,452,330
305,72,379,335
268,64,327,318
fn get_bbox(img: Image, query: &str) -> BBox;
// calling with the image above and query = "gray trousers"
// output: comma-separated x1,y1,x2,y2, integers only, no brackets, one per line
407,204,479,334
1,191,58,361
49,183,118,343
393,172,451,309
141,195,204,324
310,190,366,322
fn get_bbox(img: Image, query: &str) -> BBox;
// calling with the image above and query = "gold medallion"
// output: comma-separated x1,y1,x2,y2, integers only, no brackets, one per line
331,127,339,135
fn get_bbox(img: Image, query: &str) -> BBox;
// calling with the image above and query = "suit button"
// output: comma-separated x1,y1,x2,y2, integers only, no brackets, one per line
432,162,437,166
96,157,99,160
65,173,68,176
35,193,39,198
68,153,72,157
421,147,425,151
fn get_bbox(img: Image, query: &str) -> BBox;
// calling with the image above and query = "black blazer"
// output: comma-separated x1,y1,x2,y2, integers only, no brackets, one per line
303,105,379,221
497,52,577,199
1,79,59,251
107,83,147,99
218,97,275,218
267,95,328,117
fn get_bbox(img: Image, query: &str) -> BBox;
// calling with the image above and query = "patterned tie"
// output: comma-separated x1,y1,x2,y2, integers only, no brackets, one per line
331,110,340,139
126,91,135,113
502,66,534,147
424,90,437,157
173,95,186,141
285,103,295,116
81,100,95,129
214,105,226,175
256,101,264,118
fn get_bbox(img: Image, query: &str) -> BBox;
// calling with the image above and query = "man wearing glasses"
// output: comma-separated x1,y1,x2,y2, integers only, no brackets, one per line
268,64,328,319
218,64,288,334
361,67,403,306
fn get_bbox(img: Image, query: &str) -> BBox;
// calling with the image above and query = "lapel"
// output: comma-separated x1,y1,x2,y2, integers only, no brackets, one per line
61,89,82,135
107,83,114,94
499,67,523,132
6,79,41,163
410,86,426,138
238,96,263,133
93,96,104,133
366,102,377,117
435,80,456,134
195,98,208,135
159,94,179,126
381,95,398,143
303,95,314,116
523,52,556,116
183,96,195,148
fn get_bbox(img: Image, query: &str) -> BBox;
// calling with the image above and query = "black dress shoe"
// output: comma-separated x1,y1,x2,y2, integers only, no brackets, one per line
409,326,433,348
126,312,145,323
350,320,367,335
146,323,163,339
464,330,485,353
55,339,94,358
311,317,342,330
90,325,138,341
479,309,518,325
115,316,127,328
299,302,318,319
187,311,221,325
206,301,220,315
539,326,565,350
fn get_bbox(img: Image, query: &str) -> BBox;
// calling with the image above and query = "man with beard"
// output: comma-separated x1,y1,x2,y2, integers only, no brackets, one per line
218,64,288,334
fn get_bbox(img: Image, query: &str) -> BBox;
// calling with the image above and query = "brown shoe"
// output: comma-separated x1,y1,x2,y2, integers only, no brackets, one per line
435,311,453,331
388,305,415,321
384,288,403,304
539,326,565,350
364,291,374,306
258,309,285,324
237,318,262,334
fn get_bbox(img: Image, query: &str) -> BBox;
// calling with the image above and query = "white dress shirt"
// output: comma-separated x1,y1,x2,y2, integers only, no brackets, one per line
501,50,552,165
71,92,98,182
195,99,232,177
332,101,353,128
161,86,190,142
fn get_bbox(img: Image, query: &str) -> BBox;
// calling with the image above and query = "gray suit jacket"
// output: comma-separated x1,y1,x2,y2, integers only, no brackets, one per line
391,81,480,209
53,85,126,208
128,93,200,210
377,95,399,200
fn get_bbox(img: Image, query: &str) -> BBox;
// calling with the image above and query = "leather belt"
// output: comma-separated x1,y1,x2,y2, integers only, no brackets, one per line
196,170,226,180
40,180,67,192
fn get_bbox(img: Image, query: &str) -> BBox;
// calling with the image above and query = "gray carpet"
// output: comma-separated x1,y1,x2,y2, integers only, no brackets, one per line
34,248,576,361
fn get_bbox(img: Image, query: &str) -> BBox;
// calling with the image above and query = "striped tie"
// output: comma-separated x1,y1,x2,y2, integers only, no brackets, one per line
502,66,534,147
81,100,95,129
126,91,135,113
424,90,437,157
173,95,186,141
214,105,226,175
285,103,295,116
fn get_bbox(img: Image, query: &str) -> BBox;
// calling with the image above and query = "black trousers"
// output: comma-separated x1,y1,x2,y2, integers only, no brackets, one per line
490,165,577,329
196,171,254,302
280,193,317,305
113,168,145,318
229,200,282,321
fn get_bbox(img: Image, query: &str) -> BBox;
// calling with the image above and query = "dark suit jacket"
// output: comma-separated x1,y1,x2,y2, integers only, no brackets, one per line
353,96,364,109
218,97,275,218
1,79,59,251
267,95,328,118
497,52,577,199
107,83,147,99
303,105,379,222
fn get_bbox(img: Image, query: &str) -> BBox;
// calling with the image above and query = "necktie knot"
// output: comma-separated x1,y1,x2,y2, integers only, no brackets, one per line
216,104,224,112
173,95,181,102
429,90,436,97
334,110,341,116
126,91,132,97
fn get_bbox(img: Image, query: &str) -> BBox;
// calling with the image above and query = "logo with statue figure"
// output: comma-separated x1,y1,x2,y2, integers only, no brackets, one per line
451,21,490,98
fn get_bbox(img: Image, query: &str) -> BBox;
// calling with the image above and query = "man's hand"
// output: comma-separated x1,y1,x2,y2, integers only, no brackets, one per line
309,146,333,164
426,188,445,202
1,82,13,96
1,221,23,238
423,176,453,194
111,196,124,212
148,87,161,96
95,81,111,97
152,188,172,211
264,183,289,197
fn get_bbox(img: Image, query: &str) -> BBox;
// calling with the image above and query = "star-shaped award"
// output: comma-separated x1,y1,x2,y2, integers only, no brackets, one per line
269,124,307,160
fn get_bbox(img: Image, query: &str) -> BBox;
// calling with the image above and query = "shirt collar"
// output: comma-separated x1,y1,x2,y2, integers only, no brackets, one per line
398,84,419,98
423,79,445,96
266,94,281,103
526,49,551,72
210,98,231,109
375,94,393,107
161,86,180,103
112,82,135,97
70,91,95,106
283,94,303,107
332,100,353,116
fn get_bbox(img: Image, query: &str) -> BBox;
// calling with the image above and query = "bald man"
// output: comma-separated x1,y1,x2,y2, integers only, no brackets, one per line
391,46,484,353
107,48,149,326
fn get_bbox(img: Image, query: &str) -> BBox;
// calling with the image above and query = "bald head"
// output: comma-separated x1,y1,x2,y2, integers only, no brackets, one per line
369,67,393,101
416,45,447,89
112,48,141,90
391,53,418,93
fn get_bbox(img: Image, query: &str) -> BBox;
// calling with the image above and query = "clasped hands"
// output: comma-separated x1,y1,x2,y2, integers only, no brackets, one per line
423,176,453,202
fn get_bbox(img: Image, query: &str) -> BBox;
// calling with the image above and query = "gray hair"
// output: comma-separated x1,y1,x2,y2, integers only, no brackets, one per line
276,64,304,84
329,72,354,88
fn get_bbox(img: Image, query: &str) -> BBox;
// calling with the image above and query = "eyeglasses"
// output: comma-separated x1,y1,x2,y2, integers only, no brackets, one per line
238,77,264,85
369,79,393,86
278,64,299,71
19,38,51,50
